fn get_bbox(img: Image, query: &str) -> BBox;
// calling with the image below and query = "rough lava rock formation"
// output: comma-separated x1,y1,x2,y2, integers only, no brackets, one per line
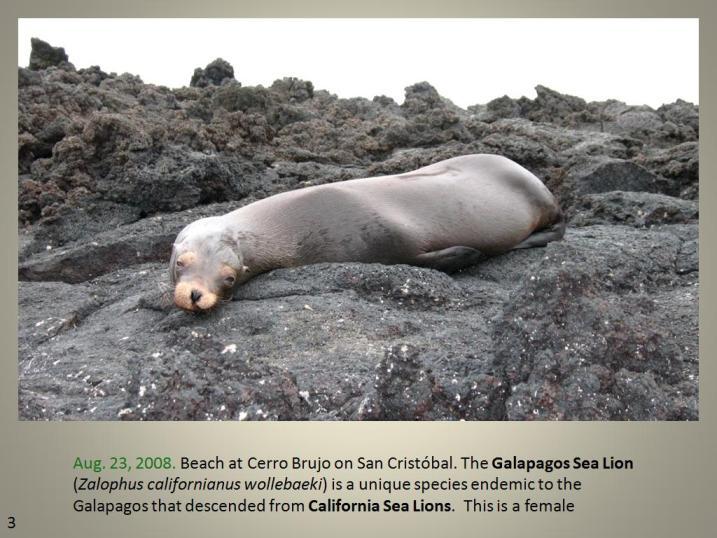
18,39,698,421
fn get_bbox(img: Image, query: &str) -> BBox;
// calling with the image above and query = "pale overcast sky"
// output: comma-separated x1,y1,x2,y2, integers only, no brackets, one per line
18,18,698,108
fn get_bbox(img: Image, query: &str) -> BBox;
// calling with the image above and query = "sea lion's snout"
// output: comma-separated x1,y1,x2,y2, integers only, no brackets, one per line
173,281,218,311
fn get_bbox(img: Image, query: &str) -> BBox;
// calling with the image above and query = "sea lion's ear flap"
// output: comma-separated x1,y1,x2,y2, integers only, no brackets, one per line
233,263,250,278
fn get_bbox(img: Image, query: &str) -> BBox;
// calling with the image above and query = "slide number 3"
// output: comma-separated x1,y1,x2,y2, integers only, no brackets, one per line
7,516,15,529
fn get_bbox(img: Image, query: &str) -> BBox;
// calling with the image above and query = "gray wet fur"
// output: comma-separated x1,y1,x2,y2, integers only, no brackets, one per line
171,154,565,290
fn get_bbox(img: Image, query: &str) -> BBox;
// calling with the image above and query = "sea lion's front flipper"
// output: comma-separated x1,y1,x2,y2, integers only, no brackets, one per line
414,246,485,273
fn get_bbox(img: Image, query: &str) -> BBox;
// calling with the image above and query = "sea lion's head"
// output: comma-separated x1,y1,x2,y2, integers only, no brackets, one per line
169,219,248,312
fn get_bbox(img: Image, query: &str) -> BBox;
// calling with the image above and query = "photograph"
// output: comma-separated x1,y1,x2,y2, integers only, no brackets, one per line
17,18,699,421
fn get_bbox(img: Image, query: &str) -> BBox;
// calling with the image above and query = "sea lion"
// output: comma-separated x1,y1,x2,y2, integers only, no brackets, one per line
170,154,565,311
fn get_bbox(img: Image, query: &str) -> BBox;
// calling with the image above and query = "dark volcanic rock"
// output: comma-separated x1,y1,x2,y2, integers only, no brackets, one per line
356,344,504,420
636,142,699,199
523,85,593,125
271,77,314,103
494,226,697,420
478,95,522,122
658,99,699,135
560,156,669,208
190,58,236,88
29,38,70,71
571,191,698,228
122,335,310,421
17,41,699,421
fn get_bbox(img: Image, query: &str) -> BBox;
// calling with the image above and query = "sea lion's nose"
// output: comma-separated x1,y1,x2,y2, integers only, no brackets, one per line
190,290,202,304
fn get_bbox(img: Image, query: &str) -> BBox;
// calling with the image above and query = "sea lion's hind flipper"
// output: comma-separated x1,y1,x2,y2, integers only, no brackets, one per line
414,246,486,273
512,213,567,250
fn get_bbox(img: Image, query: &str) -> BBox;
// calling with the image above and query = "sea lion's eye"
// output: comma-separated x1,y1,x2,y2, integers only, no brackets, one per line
224,275,236,286
176,259,185,268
